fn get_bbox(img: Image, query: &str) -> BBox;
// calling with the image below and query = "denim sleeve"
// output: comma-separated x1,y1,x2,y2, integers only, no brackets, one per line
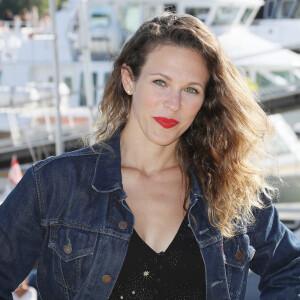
249,197,300,299
0,167,43,299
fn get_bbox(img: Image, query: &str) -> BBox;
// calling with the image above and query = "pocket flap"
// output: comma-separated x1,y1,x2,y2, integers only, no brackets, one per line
48,225,98,262
223,234,256,268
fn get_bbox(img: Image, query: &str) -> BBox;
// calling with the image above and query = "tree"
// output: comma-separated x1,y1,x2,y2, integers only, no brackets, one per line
0,0,67,19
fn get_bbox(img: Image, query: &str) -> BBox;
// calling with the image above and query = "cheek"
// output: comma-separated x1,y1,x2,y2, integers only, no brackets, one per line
186,101,203,121
133,91,158,114
131,94,151,121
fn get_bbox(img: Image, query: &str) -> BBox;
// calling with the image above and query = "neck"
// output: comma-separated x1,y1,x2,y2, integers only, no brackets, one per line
120,123,179,175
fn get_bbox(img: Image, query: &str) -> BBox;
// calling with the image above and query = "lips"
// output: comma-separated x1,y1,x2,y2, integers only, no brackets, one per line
153,117,179,129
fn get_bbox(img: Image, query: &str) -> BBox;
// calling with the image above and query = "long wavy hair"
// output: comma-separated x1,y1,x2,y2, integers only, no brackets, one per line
91,12,274,238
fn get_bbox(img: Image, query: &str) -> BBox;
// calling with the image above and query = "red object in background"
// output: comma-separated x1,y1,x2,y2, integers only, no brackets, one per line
8,156,23,186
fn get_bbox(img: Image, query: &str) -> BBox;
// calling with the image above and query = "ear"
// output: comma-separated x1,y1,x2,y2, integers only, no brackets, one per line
121,63,135,95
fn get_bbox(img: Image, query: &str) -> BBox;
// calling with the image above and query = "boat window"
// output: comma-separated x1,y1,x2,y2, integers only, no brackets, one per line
104,72,111,84
120,5,141,33
294,2,300,17
272,71,292,83
89,7,111,28
265,0,276,18
211,6,240,25
64,77,72,92
240,8,254,24
256,73,273,87
185,7,210,22
276,0,296,18
293,69,300,82
80,72,98,105
91,14,110,27
93,72,98,104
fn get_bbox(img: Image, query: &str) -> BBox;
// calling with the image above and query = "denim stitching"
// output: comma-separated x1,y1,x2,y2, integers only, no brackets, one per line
33,150,97,171
198,234,223,248
32,167,46,220
41,220,132,240
234,262,249,299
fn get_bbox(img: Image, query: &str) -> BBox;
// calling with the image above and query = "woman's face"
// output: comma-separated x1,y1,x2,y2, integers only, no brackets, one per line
121,44,210,147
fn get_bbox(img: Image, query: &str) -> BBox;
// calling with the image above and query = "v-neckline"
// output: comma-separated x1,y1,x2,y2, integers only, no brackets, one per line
132,214,187,255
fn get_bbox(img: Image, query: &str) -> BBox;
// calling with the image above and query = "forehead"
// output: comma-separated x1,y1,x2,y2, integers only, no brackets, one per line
140,44,209,84
147,43,204,59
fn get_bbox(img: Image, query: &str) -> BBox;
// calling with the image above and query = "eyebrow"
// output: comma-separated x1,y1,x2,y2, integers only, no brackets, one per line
149,72,205,90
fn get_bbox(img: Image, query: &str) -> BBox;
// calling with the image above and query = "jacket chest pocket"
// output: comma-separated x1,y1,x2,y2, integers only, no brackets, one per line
48,225,98,292
223,233,256,300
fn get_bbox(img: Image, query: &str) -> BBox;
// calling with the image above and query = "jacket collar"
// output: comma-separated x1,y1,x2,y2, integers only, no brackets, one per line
91,126,204,201
189,168,203,205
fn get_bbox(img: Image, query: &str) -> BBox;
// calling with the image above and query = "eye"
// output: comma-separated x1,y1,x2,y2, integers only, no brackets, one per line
153,79,166,86
185,87,199,94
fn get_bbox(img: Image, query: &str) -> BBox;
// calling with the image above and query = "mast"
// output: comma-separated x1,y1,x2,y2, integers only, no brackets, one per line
49,0,64,155
79,0,94,131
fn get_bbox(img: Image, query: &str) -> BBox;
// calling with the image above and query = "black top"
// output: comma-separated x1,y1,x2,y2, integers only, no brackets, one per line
109,214,206,300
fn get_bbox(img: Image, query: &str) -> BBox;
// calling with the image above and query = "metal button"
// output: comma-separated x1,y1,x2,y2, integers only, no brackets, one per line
102,275,112,283
235,250,244,260
118,221,128,230
63,245,72,254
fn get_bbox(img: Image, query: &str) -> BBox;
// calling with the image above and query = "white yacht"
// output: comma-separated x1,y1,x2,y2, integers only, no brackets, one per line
250,0,300,53
0,0,299,176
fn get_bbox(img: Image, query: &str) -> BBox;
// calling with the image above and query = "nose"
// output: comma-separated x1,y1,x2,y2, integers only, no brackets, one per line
163,90,181,111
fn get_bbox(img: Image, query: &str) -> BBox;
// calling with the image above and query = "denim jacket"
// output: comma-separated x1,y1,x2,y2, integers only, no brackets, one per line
0,129,300,300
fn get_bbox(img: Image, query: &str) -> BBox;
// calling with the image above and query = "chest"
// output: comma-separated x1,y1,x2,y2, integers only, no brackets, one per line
121,167,187,253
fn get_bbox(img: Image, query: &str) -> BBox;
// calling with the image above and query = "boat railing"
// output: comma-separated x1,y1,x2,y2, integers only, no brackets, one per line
258,81,300,101
0,19,43,34
0,85,95,162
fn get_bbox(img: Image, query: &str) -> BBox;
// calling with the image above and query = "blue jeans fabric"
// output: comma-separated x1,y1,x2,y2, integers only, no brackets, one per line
0,129,300,300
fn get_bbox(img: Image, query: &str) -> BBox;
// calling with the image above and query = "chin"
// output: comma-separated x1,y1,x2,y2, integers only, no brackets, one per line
149,132,180,147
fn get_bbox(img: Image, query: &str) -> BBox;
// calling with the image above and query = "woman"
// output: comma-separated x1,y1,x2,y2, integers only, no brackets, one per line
0,12,299,300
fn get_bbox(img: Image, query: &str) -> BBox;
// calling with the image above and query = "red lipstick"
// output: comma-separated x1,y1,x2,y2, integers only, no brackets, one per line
153,117,179,129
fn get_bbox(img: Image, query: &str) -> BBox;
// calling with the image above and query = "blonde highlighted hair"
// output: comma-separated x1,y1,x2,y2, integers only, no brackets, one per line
91,12,274,238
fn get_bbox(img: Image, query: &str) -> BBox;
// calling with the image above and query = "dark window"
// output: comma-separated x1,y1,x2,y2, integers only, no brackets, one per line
294,3,300,17
268,1,275,16
277,0,295,17
80,72,98,106
185,7,210,22
64,77,72,91
255,6,264,19
241,8,254,24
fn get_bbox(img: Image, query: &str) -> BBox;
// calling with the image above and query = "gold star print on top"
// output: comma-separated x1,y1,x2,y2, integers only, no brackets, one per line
109,215,206,299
